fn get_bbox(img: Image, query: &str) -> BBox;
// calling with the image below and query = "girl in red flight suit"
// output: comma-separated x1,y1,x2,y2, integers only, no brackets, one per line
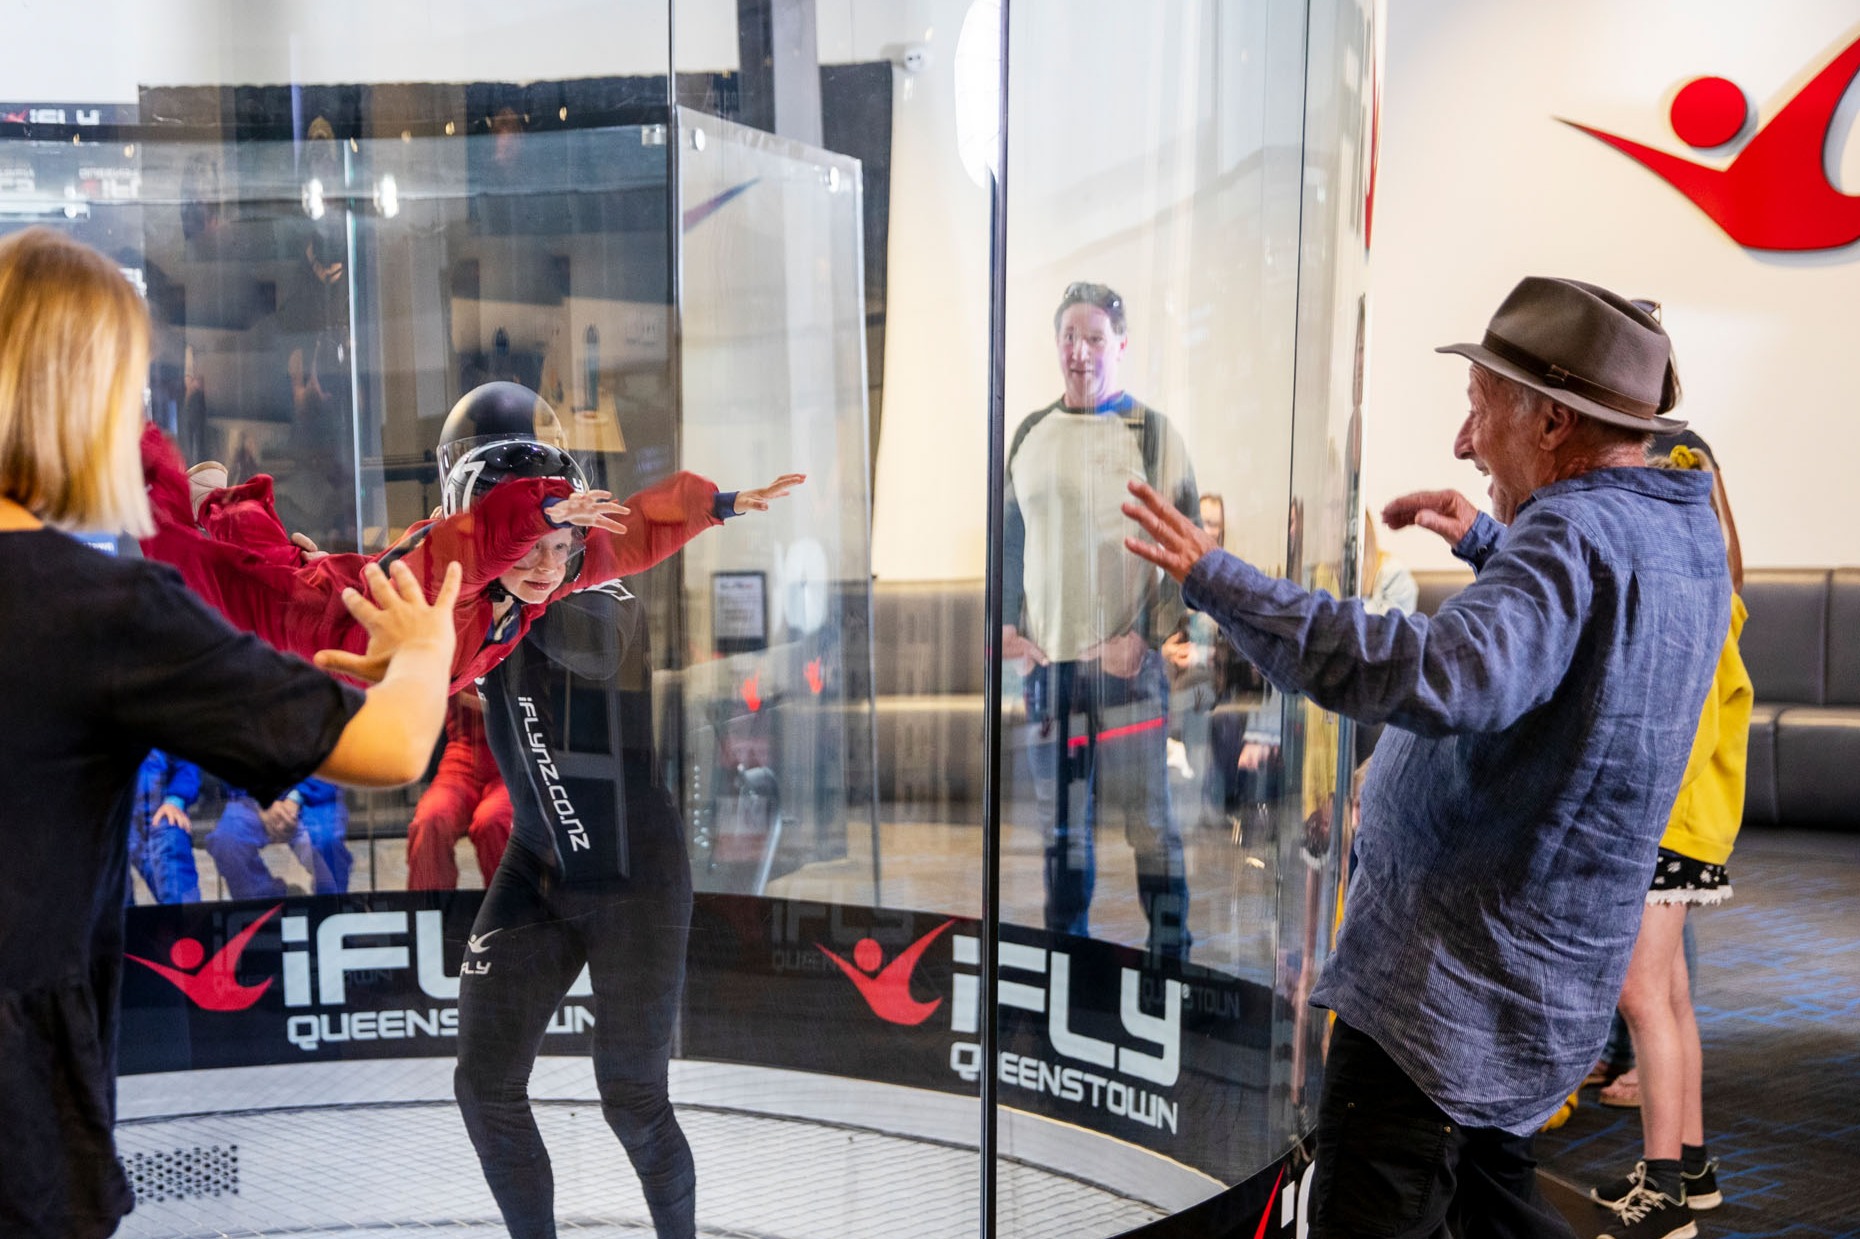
139,382,802,696
143,425,683,695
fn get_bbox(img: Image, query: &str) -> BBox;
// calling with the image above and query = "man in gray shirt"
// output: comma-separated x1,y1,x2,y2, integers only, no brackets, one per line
1003,282,1199,958
1124,277,1728,1237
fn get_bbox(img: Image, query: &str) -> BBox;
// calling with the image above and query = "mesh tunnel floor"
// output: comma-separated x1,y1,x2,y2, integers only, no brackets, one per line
115,1099,1169,1238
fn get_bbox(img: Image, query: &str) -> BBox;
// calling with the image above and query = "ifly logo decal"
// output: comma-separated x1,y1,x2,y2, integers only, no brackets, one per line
1563,30,1860,251
948,934,1183,1134
818,919,954,1026
133,905,595,1050
128,904,281,1012
1259,1160,1319,1239
278,910,592,1051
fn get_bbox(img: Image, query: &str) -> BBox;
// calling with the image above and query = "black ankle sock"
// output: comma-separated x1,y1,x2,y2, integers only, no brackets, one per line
1644,1158,1684,1199
1682,1143,1710,1174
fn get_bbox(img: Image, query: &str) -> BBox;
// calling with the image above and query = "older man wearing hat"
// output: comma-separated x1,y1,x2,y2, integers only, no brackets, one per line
1124,277,1729,1239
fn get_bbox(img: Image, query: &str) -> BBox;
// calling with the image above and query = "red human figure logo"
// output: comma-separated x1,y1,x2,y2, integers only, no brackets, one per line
818,919,955,1026
127,904,281,1012
1563,29,1860,251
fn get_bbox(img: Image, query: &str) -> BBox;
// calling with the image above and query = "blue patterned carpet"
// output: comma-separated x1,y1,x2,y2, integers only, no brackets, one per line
1537,828,1860,1238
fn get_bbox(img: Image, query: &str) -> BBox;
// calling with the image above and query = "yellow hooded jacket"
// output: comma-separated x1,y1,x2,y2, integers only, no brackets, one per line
1660,595,1751,866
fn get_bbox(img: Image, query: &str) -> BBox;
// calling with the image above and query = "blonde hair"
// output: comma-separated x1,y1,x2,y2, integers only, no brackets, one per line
0,227,152,535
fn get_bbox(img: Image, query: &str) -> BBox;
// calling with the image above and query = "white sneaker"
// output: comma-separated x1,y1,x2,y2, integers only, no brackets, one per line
1166,738,1195,779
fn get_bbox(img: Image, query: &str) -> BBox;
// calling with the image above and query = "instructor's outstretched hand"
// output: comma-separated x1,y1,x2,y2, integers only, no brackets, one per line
312,560,462,787
1382,489,1479,546
315,560,462,686
1122,480,1219,584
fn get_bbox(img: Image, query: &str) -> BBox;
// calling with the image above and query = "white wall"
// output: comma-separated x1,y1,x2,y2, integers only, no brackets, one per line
0,1,697,99
850,0,999,583
1364,0,1860,571
868,0,1321,582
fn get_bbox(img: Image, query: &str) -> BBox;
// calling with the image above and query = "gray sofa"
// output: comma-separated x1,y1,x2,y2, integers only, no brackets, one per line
870,581,990,822
1414,567,1860,829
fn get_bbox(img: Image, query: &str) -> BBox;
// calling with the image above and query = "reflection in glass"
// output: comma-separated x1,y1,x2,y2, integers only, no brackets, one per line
0,0,1377,1229
994,0,1374,1228
674,109,877,903
1003,279,1198,960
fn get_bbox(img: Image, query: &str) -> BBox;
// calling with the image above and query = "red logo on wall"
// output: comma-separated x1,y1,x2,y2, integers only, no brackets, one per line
127,905,280,1012
818,920,954,1026
1562,30,1860,251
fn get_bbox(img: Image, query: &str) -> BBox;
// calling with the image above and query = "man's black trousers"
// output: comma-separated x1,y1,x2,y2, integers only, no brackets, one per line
1311,1020,1578,1239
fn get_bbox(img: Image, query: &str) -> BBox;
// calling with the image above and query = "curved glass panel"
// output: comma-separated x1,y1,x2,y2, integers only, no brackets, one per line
1,1,1373,1234
993,0,1372,1228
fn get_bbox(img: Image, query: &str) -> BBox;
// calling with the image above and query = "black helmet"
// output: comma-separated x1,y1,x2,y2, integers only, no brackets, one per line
441,438,587,518
437,381,566,480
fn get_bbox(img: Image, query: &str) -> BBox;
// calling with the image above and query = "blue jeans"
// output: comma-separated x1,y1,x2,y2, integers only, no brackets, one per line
1026,651,1189,957
126,812,200,905
205,795,351,900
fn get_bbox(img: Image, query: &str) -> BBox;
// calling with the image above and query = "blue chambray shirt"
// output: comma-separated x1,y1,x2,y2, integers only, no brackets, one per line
1182,466,1728,1133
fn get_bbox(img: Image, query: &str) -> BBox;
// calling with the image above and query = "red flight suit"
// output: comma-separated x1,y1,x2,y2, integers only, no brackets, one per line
139,422,719,696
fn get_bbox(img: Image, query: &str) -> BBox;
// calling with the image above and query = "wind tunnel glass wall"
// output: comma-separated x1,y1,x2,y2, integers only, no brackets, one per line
44,124,695,898
673,109,879,905
992,0,1371,1228
0,0,1375,1233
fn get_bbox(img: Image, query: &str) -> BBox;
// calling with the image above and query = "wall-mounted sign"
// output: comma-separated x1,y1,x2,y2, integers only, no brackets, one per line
712,570,768,654
1561,30,1860,252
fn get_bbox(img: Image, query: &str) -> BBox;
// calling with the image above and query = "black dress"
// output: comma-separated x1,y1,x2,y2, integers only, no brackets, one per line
0,528,363,1239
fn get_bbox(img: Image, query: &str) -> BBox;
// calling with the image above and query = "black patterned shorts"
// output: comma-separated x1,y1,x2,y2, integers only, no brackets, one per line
1646,847,1732,906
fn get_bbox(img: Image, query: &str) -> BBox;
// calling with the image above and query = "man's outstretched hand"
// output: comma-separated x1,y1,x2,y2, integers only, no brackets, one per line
736,473,807,513
1122,480,1218,584
1382,490,1479,546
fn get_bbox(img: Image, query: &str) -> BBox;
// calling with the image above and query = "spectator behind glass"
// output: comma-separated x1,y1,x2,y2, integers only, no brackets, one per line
1001,281,1200,957
1349,507,1420,766
405,694,512,890
125,750,204,905
0,227,458,1239
1161,494,1259,832
269,117,355,550
206,777,352,899
1359,506,1419,617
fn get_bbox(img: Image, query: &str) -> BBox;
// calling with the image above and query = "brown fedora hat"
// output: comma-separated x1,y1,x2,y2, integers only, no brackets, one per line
1436,276,1686,433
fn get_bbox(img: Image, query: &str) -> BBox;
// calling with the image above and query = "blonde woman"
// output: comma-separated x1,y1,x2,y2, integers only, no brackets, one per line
0,227,458,1239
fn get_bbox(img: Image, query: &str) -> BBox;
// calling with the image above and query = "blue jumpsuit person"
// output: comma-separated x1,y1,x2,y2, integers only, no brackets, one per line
126,750,203,904
205,778,351,898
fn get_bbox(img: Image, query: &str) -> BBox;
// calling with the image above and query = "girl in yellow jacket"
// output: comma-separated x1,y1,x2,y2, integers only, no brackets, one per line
1590,442,1751,1222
